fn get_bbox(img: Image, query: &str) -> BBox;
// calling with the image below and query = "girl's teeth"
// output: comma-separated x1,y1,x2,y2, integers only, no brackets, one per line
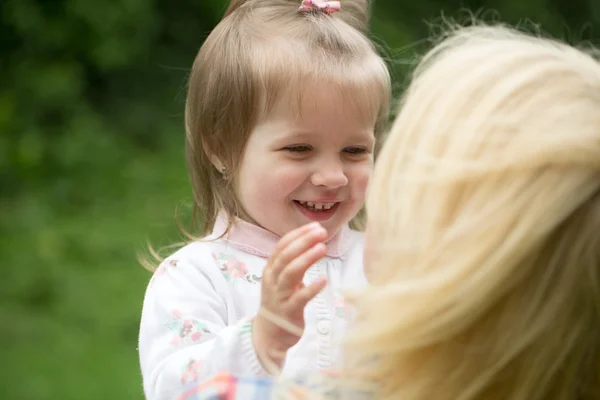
297,201,336,211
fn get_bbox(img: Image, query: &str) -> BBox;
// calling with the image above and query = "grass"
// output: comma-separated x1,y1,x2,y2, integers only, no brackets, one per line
0,133,192,399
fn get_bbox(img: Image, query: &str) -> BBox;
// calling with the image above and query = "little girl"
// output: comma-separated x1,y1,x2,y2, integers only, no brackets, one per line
138,0,391,399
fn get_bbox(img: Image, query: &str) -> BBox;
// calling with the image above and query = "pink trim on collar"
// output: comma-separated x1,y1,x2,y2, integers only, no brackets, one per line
212,213,353,259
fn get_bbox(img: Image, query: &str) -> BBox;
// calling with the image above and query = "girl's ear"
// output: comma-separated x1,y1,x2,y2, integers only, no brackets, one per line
202,136,226,175
210,154,228,179
210,154,225,173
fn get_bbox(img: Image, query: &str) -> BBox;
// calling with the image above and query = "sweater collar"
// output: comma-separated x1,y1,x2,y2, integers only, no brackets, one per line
211,212,354,259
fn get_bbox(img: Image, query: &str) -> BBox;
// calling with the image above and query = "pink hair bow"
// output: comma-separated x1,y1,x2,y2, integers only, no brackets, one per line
298,0,341,14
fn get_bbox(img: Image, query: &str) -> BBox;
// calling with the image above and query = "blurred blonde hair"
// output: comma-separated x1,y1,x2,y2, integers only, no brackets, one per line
185,0,390,237
343,23,600,400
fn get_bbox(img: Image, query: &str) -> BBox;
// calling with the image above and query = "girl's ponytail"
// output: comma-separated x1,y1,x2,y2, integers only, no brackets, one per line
224,0,252,18
336,0,371,33
224,0,372,32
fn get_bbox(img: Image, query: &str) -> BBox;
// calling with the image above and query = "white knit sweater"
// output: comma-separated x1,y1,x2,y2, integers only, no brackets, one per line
138,215,366,400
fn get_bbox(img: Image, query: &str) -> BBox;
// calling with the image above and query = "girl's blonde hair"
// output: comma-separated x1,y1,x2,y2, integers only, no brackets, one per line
345,23,600,400
185,0,391,236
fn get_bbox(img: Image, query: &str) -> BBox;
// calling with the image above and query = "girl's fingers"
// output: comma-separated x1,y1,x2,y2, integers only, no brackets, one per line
272,222,320,256
266,222,320,275
290,277,327,310
277,242,326,291
269,225,327,278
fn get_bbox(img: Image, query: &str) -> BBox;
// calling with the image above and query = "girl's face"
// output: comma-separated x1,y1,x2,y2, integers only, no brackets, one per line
235,86,375,240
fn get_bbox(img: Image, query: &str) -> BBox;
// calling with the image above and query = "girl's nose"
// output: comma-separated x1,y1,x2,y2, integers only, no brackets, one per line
310,160,348,188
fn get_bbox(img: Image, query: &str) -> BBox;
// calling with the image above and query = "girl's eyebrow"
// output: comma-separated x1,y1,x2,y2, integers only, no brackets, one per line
277,130,313,140
275,130,375,144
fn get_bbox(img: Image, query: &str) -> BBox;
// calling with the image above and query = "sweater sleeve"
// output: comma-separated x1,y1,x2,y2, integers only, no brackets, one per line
138,249,268,400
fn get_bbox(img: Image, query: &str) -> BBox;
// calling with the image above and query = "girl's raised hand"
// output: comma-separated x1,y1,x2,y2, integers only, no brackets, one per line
252,222,328,369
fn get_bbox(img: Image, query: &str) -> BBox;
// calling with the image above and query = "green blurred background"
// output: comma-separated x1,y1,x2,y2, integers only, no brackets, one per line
1,0,598,399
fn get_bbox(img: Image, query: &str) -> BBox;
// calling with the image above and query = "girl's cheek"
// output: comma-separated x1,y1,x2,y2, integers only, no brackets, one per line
354,164,373,197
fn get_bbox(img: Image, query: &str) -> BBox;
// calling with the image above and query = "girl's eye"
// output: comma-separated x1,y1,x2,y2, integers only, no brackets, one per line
344,146,368,155
285,145,312,153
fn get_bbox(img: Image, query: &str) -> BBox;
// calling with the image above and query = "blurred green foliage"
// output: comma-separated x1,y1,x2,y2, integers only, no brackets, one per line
1,0,598,399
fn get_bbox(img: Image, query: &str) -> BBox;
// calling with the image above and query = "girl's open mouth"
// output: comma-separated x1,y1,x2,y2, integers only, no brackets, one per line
293,200,340,221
